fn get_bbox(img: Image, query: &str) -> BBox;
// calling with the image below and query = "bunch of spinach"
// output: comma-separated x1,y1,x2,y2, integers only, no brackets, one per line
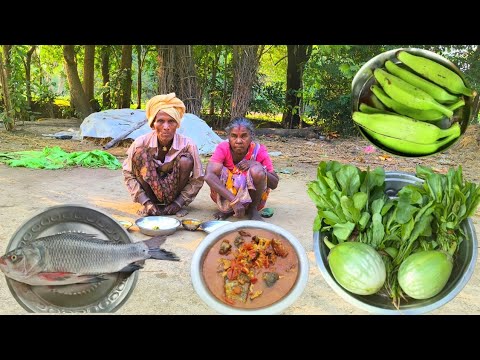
307,160,386,244
415,165,480,256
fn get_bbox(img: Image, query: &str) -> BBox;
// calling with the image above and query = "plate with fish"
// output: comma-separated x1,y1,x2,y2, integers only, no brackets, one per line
0,204,178,313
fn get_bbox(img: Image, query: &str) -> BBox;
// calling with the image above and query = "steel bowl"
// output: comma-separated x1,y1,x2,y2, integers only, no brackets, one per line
191,220,309,315
313,172,478,315
4,204,138,313
181,218,202,231
352,47,480,157
135,216,181,236
118,220,133,230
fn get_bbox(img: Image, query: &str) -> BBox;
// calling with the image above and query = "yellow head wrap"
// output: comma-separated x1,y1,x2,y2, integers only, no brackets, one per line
145,93,186,127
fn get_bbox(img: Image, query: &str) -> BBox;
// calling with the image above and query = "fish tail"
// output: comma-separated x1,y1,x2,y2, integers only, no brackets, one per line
143,235,167,249
148,249,180,261
143,235,179,261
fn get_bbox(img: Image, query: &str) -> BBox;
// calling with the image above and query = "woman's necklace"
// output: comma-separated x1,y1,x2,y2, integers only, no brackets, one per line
162,145,168,152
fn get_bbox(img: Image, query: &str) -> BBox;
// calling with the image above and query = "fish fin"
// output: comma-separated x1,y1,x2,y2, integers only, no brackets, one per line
143,235,167,249
118,262,144,272
35,273,108,286
38,272,76,281
46,233,104,240
148,248,180,261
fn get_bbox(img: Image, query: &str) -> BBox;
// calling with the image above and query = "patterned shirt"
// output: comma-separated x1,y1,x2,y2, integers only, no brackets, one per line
122,131,204,206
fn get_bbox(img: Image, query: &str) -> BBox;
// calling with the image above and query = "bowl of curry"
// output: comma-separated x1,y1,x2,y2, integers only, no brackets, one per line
191,220,309,314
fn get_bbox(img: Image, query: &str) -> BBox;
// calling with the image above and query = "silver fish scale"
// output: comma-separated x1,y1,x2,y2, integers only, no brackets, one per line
36,233,148,274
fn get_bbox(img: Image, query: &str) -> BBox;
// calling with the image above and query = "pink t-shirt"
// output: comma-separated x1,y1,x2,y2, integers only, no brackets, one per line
210,141,274,172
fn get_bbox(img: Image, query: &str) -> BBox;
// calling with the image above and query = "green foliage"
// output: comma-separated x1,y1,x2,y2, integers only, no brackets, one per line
250,81,284,116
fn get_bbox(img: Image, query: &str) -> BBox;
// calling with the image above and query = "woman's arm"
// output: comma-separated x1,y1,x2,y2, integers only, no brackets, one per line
204,162,236,203
266,170,279,190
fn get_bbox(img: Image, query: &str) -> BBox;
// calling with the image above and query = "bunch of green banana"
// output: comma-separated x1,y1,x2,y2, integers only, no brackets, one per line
352,112,461,145
397,51,476,97
354,50,475,156
370,84,445,121
374,68,454,118
384,60,459,103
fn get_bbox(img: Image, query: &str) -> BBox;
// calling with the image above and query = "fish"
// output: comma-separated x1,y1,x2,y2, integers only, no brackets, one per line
0,232,179,286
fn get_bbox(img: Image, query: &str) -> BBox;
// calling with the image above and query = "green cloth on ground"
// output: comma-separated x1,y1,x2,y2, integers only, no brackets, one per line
0,146,122,170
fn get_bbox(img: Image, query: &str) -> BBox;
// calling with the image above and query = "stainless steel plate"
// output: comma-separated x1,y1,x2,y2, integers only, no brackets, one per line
198,220,231,234
4,204,138,313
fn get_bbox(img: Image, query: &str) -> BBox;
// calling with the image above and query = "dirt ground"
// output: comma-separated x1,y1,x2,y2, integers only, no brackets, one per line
0,118,479,315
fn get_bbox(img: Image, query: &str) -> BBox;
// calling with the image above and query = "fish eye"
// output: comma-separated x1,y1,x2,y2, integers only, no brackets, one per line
10,255,17,261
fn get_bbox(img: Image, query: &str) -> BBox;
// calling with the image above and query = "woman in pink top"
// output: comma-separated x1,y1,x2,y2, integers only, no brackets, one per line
205,118,279,221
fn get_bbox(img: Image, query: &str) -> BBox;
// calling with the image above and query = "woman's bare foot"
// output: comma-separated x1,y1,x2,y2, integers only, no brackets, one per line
175,208,189,217
249,209,264,221
213,210,233,220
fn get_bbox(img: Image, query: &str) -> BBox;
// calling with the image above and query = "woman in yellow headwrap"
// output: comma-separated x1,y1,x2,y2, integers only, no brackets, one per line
122,93,204,216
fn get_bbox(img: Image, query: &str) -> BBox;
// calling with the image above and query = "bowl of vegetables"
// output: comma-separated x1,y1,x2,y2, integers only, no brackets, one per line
309,161,479,314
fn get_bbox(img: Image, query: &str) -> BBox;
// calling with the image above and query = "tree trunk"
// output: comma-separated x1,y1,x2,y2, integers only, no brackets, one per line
230,45,262,120
24,46,36,110
2,45,12,79
0,47,14,130
219,49,229,128
62,45,93,119
209,47,220,116
175,45,201,115
101,45,111,109
118,45,133,109
282,45,312,129
136,45,142,109
156,45,176,95
83,45,95,109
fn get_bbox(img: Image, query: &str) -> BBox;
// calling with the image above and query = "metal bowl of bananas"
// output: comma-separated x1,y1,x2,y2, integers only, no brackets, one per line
352,48,479,157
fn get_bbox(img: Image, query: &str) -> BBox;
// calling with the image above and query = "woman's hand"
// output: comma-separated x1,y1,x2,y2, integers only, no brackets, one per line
144,201,162,216
231,201,246,218
164,200,182,215
236,159,258,171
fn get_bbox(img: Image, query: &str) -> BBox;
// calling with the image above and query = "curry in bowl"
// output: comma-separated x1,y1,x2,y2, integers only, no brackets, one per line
202,228,299,309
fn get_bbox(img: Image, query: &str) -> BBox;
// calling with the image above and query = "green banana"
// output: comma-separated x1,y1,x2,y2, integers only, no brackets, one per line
447,97,465,111
397,51,475,97
370,93,387,110
371,84,444,121
352,111,461,144
363,128,459,156
374,68,453,118
359,103,394,114
384,60,458,103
